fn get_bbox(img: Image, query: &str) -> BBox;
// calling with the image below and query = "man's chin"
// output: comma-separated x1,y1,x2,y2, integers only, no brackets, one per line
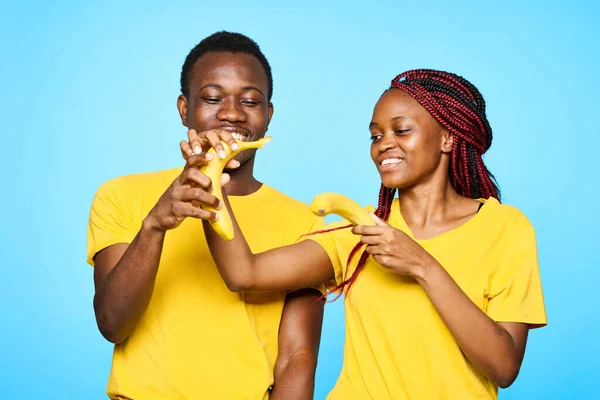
224,158,248,173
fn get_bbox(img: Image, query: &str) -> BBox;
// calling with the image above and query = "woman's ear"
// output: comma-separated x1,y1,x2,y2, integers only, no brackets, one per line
441,129,453,153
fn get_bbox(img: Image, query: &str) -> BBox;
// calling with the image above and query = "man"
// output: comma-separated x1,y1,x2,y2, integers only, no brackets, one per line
87,31,324,399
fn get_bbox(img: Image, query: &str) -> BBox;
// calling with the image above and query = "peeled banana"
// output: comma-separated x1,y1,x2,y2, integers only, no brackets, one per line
309,192,376,226
199,136,272,240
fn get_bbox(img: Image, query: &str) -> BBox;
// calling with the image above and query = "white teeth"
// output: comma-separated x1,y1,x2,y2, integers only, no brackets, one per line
231,133,247,141
381,158,402,166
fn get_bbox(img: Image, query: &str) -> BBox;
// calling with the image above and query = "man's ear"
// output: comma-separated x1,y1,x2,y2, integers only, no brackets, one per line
441,128,453,153
267,101,274,125
263,101,274,133
177,94,188,126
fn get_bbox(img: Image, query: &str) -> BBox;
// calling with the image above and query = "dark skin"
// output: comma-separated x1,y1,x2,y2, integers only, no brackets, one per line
93,51,323,400
198,88,532,389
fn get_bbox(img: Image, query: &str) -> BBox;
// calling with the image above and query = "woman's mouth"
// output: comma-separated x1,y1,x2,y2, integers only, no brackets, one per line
379,157,404,171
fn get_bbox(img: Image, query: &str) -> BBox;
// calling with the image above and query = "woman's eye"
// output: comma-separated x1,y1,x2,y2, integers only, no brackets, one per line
370,135,382,142
395,129,411,135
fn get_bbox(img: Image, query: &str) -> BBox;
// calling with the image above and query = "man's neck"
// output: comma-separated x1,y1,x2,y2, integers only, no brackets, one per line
223,158,263,196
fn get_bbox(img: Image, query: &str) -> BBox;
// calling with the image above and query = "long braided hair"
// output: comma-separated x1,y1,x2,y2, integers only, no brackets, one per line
316,69,500,300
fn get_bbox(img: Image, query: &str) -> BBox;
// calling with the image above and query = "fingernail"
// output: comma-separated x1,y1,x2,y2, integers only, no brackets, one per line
217,200,222,209
214,213,220,220
231,142,239,150
194,146,201,155
218,150,226,159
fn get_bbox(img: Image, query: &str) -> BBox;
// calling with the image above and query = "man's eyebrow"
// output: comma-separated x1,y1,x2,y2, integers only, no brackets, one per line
242,86,265,96
198,84,223,91
197,84,265,97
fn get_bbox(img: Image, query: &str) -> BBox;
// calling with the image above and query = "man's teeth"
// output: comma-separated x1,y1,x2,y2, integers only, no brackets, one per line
381,158,402,166
232,133,247,141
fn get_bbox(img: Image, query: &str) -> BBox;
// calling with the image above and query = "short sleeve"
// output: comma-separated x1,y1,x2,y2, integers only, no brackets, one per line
86,179,137,266
486,226,547,328
295,216,332,296
301,221,358,289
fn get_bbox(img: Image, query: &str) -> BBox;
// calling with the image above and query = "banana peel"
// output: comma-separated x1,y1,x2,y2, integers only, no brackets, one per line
309,192,376,226
198,136,272,240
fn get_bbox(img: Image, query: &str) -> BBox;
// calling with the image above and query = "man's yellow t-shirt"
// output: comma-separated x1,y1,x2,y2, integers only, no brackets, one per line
87,168,323,400
309,197,547,400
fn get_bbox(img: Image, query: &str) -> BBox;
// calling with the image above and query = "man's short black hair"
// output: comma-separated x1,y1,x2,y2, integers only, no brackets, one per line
180,31,273,100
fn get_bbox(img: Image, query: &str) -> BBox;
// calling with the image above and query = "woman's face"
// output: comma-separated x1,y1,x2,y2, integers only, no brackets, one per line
369,88,453,190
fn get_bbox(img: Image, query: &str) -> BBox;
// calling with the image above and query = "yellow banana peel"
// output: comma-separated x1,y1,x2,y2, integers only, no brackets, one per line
199,136,272,240
309,192,376,226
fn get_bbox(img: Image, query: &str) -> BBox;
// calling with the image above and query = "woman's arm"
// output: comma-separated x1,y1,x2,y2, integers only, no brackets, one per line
357,217,531,388
182,128,335,292
203,195,335,292
416,264,529,388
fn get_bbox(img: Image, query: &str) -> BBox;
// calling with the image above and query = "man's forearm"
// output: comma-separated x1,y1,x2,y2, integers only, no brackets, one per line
270,353,317,400
93,219,165,344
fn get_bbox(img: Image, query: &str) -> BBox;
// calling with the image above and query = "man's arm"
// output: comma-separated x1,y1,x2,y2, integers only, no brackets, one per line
92,153,220,344
270,288,324,400
93,228,165,344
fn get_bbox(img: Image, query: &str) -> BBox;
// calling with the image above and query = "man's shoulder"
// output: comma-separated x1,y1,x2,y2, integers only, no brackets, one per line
96,167,182,197
257,185,324,232
260,184,312,211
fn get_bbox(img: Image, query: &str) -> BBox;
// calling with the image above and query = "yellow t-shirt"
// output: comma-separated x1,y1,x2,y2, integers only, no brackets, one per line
309,197,547,400
87,167,323,400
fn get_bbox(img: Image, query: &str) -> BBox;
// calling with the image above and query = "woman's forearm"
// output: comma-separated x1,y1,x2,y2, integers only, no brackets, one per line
415,262,527,388
203,195,336,292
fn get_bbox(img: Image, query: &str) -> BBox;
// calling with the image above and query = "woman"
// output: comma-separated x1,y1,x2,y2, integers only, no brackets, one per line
185,69,547,399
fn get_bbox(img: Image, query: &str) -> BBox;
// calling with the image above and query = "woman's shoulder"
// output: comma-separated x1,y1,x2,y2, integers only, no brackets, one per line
485,197,534,232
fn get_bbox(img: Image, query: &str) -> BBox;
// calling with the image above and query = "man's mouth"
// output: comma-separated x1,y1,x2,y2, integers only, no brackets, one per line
231,132,248,142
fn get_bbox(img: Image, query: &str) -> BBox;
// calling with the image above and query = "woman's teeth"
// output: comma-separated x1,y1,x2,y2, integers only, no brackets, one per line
381,158,402,166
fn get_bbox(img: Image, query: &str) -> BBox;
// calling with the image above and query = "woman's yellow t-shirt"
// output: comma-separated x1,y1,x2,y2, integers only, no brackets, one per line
309,197,547,400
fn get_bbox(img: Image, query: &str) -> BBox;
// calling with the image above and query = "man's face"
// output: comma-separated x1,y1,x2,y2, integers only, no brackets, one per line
178,51,273,166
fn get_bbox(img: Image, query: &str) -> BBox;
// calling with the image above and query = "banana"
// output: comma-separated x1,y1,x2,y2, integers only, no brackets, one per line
309,192,376,226
198,136,272,240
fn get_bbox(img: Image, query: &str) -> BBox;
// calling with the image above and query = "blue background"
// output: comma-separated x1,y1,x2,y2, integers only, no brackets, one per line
1,0,598,398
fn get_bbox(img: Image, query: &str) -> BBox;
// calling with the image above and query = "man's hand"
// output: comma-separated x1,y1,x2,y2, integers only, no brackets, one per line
144,152,225,232
180,128,241,169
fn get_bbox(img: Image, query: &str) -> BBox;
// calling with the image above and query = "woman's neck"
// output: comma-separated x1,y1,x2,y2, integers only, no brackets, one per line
397,176,463,229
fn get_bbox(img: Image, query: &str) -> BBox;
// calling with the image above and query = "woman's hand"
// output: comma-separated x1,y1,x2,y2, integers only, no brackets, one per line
353,213,438,279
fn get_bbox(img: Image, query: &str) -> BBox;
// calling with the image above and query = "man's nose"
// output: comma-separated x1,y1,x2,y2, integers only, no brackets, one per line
216,98,246,123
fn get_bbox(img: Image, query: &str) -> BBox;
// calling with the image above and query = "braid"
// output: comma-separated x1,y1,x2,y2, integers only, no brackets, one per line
467,147,480,198
391,69,500,200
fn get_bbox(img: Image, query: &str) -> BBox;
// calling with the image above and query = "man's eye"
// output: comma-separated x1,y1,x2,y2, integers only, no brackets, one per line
242,100,260,106
203,98,220,104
